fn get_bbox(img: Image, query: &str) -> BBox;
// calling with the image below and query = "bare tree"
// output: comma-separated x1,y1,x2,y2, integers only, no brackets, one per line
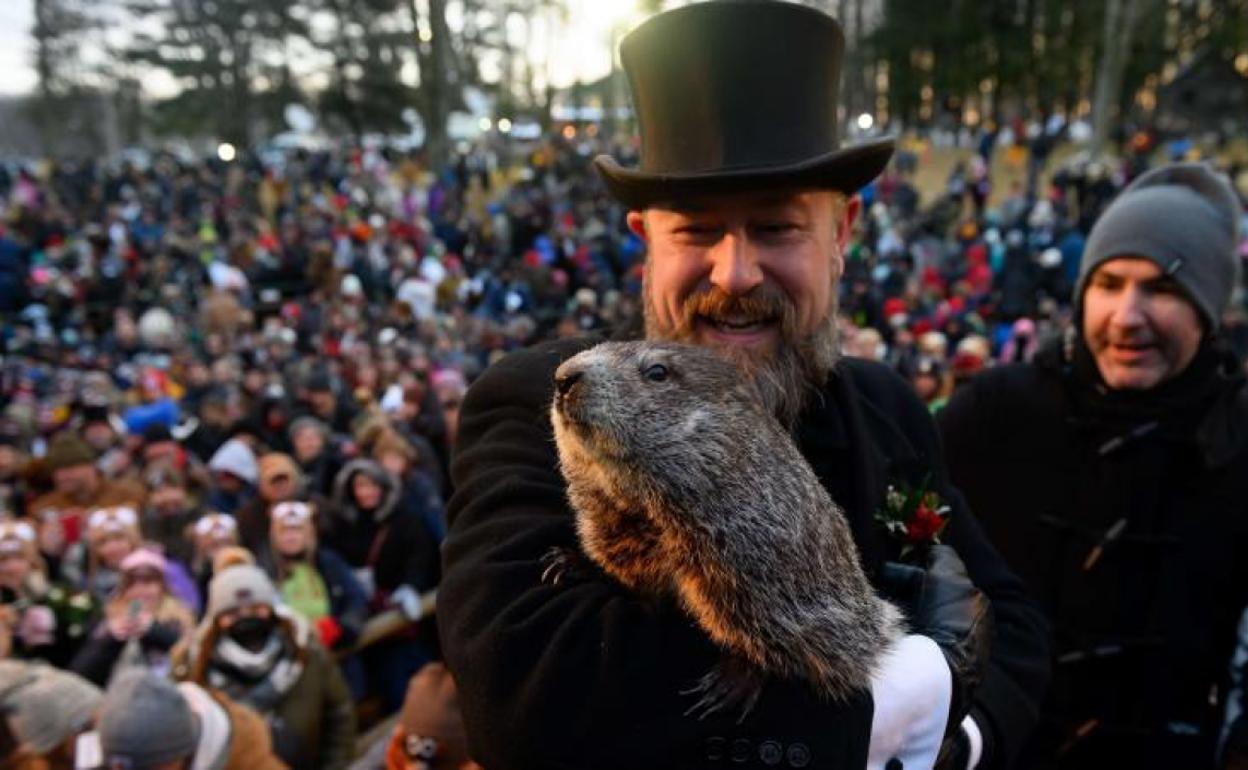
1090,0,1142,158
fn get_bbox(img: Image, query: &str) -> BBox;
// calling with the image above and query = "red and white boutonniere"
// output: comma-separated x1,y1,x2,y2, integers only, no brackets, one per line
874,478,951,560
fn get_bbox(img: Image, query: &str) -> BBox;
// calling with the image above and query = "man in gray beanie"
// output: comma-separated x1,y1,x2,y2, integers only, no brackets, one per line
1076,162,1242,333
939,161,1248,769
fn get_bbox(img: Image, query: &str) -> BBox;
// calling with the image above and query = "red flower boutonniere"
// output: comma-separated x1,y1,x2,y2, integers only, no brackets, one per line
874,477,951,560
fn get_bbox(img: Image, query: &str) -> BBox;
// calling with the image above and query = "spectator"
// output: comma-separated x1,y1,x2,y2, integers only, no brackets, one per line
328,459,439,711
175,564,356,770
189,512,240,600
940,163,1247,767
371,430,446,543
260,500,366,656
0,660,101,770
206,437,259,515
139,460,204,565
96,668,287,770
0,521,94,667
70,547,196,687
28,432,146,561
289,416,342,499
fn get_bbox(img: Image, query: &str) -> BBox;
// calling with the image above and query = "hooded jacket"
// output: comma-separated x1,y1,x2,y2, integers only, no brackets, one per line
326,459,440,602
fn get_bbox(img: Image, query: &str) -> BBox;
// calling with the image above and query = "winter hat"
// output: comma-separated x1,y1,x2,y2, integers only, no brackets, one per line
0,661,101,754
1075,162,1243,330
208,438,258,485
205,564,279,619
97,670,198,769
44,431,95,472
142,422,174,444
304,370,335,393
389,662,473,770
120,547,167,577
289,415,330,443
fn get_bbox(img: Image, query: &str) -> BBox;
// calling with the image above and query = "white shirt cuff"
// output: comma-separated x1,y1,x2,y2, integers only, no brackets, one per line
961,715,984,770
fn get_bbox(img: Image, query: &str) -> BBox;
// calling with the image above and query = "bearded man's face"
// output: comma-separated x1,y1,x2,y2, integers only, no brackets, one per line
628,189,857,426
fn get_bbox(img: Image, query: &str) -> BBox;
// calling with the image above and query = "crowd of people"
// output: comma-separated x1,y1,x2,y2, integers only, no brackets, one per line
0,99,1245,769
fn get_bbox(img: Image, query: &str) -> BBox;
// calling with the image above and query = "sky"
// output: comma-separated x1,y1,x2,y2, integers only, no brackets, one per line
0,2,37,96
0,0,653,98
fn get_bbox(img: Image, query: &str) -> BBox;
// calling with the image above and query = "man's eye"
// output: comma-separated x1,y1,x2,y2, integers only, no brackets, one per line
675,224,717,236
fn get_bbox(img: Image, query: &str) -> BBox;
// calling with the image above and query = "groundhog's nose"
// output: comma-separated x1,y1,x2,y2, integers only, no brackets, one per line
555,368,584,398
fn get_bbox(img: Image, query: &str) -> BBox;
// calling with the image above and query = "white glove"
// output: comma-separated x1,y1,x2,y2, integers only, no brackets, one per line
390,585,424,621
867,634,953,770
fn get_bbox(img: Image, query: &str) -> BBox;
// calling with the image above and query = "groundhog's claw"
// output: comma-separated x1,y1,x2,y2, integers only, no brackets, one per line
682,655,765,723
540,546,582,585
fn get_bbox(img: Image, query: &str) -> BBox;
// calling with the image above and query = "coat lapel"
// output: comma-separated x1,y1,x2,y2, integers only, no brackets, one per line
798,368,895,576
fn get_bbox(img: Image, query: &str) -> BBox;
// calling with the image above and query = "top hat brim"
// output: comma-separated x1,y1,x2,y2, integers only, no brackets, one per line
594,136,896,210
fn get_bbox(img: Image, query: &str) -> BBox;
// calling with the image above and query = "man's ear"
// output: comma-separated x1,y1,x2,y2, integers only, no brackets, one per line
626,211,648,242
838,194,861,253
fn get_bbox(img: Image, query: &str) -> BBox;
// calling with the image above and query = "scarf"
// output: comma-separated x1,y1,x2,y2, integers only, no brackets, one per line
1045,329,1246,462
208,633,304,715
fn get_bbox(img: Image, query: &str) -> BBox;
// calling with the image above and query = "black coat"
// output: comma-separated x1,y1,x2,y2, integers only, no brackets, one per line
939,344,1248,769
325,459,441,600
442,336,1049,770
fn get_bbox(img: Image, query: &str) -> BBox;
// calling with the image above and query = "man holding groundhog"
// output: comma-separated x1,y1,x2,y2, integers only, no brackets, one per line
441,2,1049,769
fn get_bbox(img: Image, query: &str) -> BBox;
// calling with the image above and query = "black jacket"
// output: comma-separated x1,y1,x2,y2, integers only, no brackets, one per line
442,336,1049,770
71,619,184,686
325,459,440,600
939,341,1248,768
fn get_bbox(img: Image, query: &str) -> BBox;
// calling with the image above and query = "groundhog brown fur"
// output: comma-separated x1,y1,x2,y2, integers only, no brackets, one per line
550,340,905,708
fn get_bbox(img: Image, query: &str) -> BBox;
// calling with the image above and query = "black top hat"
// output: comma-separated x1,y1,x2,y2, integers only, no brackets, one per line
594,0,894,209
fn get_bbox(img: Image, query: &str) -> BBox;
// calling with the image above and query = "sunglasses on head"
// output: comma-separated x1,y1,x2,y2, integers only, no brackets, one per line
272,501,313,524
0,521,35,543
194,513,237,537
88,507,138,532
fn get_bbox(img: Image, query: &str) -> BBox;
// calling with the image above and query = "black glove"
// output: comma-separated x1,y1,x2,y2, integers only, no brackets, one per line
879,544,993,739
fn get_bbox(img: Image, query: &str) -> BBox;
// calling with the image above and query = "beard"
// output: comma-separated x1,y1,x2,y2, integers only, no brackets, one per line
643,272,841,429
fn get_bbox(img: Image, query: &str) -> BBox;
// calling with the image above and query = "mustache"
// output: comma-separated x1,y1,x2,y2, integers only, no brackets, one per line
675,286,800,338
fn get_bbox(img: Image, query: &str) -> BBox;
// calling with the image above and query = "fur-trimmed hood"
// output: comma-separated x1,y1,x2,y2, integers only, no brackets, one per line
331,458,402,524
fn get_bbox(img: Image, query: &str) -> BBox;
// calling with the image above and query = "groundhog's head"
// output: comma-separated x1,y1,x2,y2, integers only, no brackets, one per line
551,341,778,491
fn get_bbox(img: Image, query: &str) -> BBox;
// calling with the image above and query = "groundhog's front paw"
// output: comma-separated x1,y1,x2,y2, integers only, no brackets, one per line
681,654,767,724
540,546,588,586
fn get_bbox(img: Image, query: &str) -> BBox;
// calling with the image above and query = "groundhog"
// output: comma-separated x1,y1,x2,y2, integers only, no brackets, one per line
549,340,905,717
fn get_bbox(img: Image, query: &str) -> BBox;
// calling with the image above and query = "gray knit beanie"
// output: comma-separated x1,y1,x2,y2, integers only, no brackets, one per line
0,660,102,754
1075,162,1243,330
205,563,279,619
97,670,198,769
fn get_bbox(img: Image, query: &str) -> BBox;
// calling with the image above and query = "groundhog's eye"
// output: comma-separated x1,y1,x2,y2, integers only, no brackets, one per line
643,363,669,382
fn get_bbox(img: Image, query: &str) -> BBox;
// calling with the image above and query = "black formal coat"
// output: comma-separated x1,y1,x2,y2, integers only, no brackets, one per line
939,343,1248,769
442,336,1049,770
